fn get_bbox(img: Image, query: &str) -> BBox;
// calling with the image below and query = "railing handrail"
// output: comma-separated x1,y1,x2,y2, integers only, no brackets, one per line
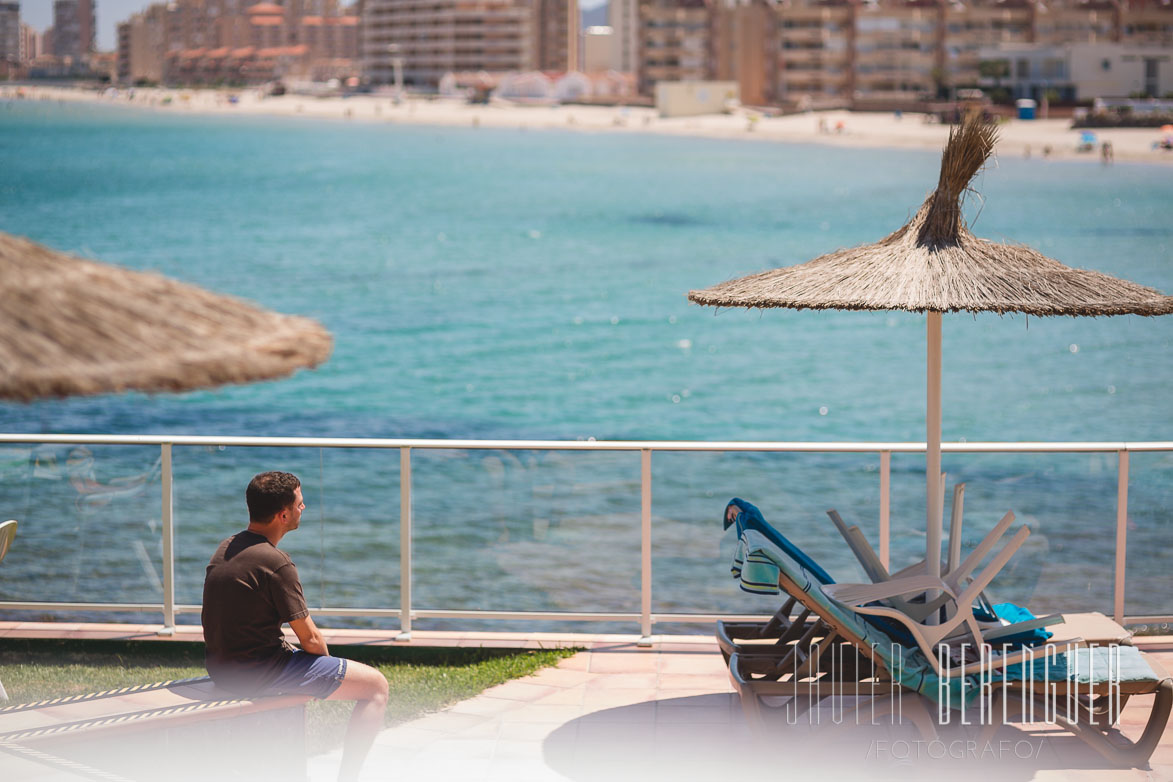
1,433,1172,453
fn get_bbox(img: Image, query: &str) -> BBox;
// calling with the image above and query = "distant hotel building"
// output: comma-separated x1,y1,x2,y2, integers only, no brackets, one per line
362,0,579,88
0,2,18,64
634,0,1173,106
116,0,360,85
21,23,43,62
978,41,1172,100
609,0,640,72
51,0,96,60
637,0,710,95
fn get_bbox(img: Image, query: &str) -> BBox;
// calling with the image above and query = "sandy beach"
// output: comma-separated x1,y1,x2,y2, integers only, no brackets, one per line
6,83,1173,165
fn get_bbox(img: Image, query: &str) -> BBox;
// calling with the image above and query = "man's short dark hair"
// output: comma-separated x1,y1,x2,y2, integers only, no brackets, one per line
246,472,301,522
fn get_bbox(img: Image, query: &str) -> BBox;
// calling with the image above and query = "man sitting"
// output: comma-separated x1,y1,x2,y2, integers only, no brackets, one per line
203,471,389,782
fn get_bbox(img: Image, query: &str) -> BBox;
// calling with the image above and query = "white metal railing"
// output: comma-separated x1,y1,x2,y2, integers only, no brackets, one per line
0,433,1170,640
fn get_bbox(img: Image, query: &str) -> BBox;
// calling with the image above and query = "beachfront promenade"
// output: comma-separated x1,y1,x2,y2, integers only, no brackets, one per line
0,621,1170,781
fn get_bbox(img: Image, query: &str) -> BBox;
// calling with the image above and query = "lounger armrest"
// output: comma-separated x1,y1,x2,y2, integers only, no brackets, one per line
824,575,956,606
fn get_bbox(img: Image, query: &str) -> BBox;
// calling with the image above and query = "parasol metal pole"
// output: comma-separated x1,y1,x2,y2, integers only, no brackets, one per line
926,312,943,599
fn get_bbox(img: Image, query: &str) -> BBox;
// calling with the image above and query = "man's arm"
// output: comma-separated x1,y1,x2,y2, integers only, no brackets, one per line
289,615,329,656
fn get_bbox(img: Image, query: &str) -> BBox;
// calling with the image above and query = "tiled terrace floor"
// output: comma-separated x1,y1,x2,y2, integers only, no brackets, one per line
0,623,1170,782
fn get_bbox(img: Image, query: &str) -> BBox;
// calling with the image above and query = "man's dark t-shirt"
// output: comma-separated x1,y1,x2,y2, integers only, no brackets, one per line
202,530,309,692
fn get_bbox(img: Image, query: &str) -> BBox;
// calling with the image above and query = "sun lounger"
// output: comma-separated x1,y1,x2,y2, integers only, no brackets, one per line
718,499,1064,660
727,529,1172,767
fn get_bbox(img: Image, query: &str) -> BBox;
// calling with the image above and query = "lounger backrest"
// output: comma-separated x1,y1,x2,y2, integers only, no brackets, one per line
725,499,835,585
0,520,16,563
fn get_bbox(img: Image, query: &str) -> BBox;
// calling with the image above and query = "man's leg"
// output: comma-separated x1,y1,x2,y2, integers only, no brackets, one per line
327,659,389,782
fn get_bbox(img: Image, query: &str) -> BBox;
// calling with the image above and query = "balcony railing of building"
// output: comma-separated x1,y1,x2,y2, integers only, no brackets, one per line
0,433,1168,643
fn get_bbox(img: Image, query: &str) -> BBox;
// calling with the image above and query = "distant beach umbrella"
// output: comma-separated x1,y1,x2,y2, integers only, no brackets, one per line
689,114,1173,580
0,232,333,401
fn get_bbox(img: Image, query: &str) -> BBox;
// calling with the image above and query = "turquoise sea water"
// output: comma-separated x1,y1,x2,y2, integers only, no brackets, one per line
0,99,1170,629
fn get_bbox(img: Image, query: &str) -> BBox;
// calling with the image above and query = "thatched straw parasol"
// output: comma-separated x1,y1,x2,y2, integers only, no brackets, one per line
689,114,1173,581
0,232,333,402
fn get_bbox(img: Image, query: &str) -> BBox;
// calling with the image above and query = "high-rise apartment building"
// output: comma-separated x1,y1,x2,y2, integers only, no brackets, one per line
944,0,1034,92
641,0,1173,105
114,0,360,84
852,0,940,102
20,22,43,61
1122,0,1173,45
533,0,580,71
773,0,853,103
363,0,533,86
608,0,638,71
52,0,96,59
711,0,772,104
118,4,169,83
0,2,19,63
637,0,712,94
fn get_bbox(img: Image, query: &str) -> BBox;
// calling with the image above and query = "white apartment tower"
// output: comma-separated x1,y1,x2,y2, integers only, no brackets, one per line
608,0,638,72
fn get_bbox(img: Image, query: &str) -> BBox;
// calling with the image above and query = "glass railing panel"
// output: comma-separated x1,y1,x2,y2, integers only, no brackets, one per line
172,445,402,628
1124,451,1173,626
887,451,1116,616
0,442,163,620
409,448,640,631
649,450,890,626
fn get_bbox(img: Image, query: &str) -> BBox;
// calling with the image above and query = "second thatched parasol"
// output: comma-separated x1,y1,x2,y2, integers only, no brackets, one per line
689,114,1173,581
0,232,333,402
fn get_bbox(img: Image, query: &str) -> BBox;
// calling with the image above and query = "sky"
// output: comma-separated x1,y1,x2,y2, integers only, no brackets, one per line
20,0,608,53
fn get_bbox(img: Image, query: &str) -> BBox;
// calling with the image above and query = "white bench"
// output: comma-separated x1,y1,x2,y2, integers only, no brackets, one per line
0,677,311,781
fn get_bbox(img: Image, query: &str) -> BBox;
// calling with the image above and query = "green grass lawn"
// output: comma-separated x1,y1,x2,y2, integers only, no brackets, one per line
0,638,577,754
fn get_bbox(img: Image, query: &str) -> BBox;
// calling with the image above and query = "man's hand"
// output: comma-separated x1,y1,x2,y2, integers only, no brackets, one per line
289,615,329,656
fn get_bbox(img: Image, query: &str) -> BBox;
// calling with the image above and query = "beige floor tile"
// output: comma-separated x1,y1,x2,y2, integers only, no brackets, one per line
531,687,587,706
411,710,492,733
452,719,507,739
583,672,659,690
587,651,659,673
488,738,543,760
653,691,736,707
555,653,590,671
657,673,733,691
480,682,562,702
526,668,594,688
657,641,720,653
483,758,569,782
417,737,499,760
657,652,728,675
581,687,658,708
371,725,447,749
507,704,590,724
496,721,563,742
395,753,493,780
578,702,657,724
654,703,734,724
449,697,525,717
